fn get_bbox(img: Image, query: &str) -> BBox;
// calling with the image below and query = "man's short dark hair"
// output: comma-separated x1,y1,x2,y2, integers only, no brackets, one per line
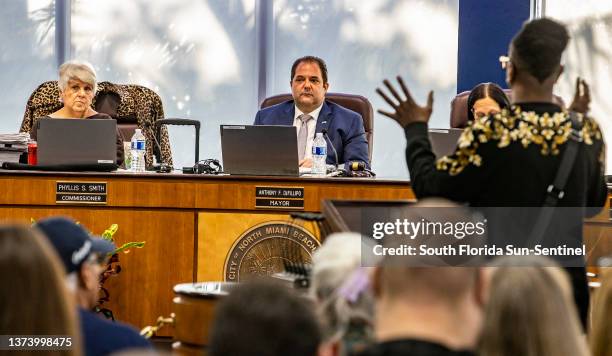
510,18,569,83
208,280,321,356
291,56,328,84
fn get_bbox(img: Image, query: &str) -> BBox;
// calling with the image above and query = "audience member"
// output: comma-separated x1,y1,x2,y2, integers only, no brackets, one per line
36,216,152,356
376,17,606,328
254,55,369,168
590,267,612,356
0,224,81,356
479,256,588,356
467,79,588,122
311,233,375,356
355,266,484,356
208,280,321,356
466,83,510,121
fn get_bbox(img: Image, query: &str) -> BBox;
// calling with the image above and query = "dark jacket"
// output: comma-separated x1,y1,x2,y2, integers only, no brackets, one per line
354,339,475,356
79,308,152,356
403,102,607,328
254,100,370,166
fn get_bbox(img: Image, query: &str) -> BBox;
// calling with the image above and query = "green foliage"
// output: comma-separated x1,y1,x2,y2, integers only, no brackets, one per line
31,218,145,254
30,217,146,321
97,223,145,255
101,224,119,240
114,241,146,254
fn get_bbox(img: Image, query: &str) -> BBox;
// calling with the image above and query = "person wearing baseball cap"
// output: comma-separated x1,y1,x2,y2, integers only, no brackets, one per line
36,216,152,356
37,216,115,275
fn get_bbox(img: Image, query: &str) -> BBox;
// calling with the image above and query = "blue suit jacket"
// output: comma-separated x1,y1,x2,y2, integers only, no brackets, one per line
253,100,369,166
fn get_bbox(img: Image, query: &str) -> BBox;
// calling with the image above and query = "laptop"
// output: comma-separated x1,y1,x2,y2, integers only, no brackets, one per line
221,125,299,176
429,128,463,158
37,118,117,166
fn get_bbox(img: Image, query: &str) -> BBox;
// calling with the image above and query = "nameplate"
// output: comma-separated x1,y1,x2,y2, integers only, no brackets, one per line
255,186,304,210
56,182,107,205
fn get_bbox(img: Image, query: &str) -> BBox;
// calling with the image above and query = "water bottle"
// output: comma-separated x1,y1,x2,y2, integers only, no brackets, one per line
312,133,327,176
130,129,146,172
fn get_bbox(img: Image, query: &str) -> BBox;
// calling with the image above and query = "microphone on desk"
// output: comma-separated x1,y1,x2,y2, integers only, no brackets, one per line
321,128,339,173
320,129,374,177
143,122,172,173
348,161,367,171
346,160,376,177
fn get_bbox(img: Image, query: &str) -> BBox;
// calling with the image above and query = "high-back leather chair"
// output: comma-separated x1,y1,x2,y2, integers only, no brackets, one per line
20,80,173,167
260,93,374,162
450,88,566,128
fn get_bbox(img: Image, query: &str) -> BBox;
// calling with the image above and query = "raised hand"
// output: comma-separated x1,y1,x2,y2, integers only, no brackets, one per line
568,77,591,114
376,76,434,128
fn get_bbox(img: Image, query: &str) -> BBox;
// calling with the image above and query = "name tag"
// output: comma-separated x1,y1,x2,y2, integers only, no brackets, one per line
56,182,107,205
255,186,304,210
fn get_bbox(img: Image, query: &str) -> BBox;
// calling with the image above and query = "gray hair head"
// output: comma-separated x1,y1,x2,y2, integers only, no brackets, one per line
311,233,374,348
58,60,97,93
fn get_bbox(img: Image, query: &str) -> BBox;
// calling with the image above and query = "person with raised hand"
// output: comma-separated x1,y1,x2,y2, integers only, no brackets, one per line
375,18,606,329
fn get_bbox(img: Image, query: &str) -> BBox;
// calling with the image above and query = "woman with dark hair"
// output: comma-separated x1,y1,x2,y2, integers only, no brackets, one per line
466,82,511,121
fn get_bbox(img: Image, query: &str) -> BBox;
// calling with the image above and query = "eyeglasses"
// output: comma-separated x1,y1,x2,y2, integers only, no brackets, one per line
499,55,510,70
472,109,500,119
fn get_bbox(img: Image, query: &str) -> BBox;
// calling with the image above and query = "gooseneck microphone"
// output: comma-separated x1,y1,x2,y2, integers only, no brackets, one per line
143,122,172,173
321,128,339,171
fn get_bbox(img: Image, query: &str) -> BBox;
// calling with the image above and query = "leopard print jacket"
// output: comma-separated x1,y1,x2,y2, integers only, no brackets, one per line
20,81,173,167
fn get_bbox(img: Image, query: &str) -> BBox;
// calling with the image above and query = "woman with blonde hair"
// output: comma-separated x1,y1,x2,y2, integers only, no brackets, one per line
591,267,612,356
478,255,589,356
0,224,81,356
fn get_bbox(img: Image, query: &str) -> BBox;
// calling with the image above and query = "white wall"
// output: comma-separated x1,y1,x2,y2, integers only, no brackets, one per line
0,0,459,177
546,0,612,173
271,0,459,178
0,0,56,134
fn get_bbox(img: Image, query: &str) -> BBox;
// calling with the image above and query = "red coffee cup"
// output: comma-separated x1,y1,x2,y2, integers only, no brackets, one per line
28,142,37,165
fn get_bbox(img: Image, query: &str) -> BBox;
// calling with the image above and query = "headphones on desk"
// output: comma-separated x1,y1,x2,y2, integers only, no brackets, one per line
183,159,223,174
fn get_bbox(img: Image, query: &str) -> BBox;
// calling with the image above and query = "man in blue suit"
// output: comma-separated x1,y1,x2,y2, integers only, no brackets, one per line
254,56,369,168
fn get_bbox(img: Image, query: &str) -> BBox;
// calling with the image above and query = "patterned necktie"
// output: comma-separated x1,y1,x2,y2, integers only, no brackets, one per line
297,114,313,160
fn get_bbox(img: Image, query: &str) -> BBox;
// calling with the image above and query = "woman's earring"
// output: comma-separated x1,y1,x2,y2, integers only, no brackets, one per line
59,97,63,103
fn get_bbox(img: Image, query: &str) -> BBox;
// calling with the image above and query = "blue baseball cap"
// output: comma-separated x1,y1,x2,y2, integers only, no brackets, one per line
36,216,116,274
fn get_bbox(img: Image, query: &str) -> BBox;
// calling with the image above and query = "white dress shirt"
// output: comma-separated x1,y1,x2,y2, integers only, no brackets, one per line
293,104,323,160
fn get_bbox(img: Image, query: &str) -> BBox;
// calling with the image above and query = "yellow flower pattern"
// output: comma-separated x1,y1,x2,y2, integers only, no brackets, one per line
436,107,603,176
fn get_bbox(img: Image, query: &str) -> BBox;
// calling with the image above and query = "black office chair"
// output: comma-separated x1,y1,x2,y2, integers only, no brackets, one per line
154,118,201,166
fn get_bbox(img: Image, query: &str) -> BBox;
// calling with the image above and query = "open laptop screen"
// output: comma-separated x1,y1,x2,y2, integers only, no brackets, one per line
37,118,117,166
221,125,298,176
429,128,463,158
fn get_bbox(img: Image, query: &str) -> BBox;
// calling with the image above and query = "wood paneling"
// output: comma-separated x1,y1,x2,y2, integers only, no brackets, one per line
0,207,194,337
173,295,218,346
197,212,319,281
0,173,412,211
584,224,612,267
584,197,611,267
2,170,607,341
0,171,411,339
194,180,414,211
0,176,195,208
